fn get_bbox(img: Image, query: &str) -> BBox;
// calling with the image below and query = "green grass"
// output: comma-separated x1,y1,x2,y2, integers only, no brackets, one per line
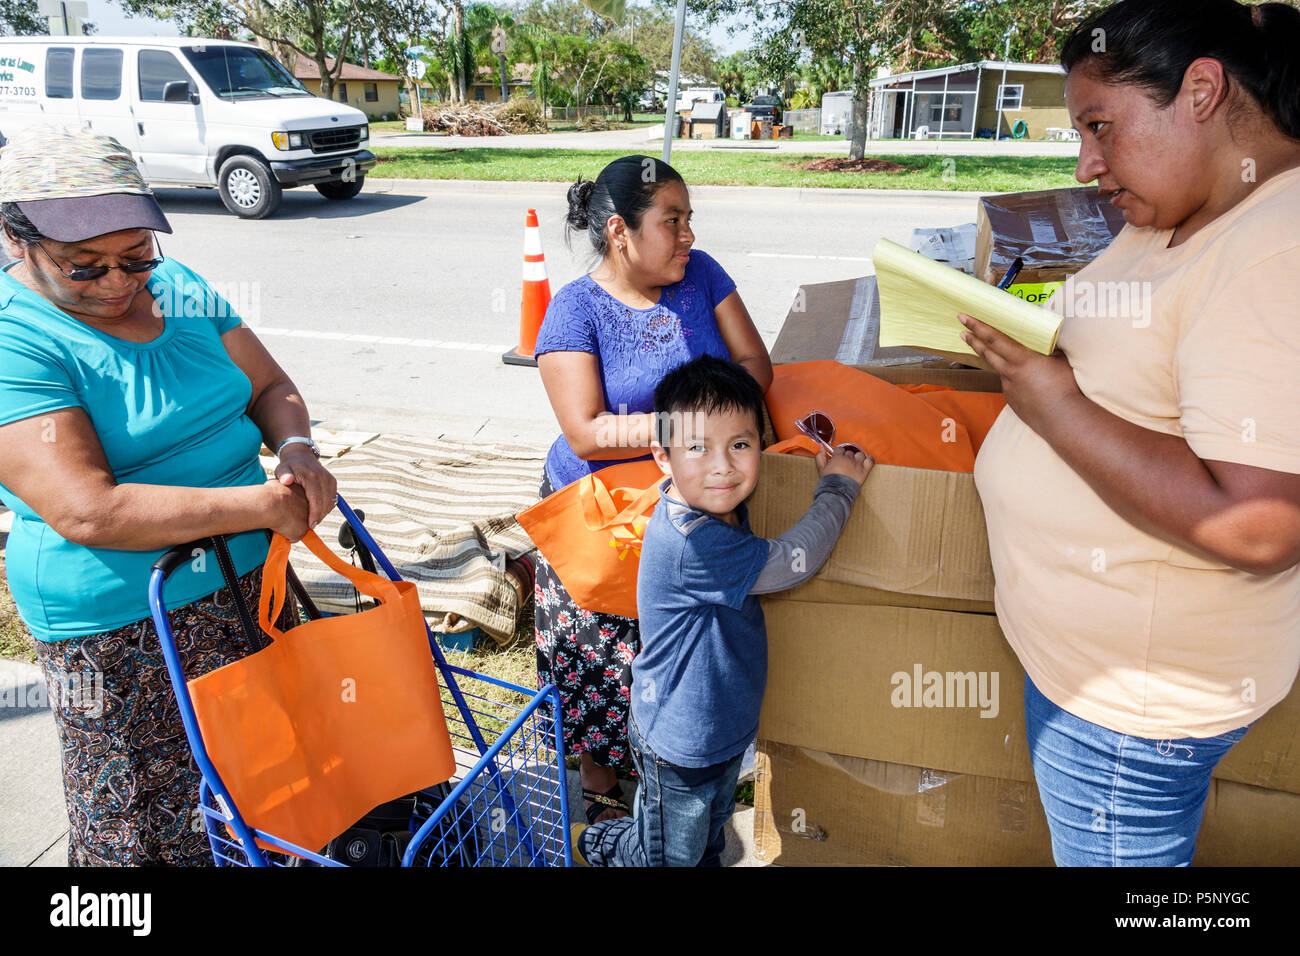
0,546,36,663
371,146,1079,191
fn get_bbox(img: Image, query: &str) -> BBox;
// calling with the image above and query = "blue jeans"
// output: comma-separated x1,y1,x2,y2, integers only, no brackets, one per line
1024,676,1251,866
579,716,744,867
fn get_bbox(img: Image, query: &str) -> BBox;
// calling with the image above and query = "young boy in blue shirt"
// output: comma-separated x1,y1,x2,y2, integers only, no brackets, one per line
575,354,872,866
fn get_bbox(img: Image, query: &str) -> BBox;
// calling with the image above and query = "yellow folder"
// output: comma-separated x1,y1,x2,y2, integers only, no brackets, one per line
872,238,1062,363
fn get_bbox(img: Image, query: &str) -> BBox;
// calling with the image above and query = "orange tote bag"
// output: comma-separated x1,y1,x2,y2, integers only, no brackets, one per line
517,459,664,619
186,531,456,854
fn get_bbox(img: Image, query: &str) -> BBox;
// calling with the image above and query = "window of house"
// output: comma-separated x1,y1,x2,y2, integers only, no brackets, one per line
930,101,962,123
364,82,378,102
138,50,192,101
335,82,348,102
997,84,1023,111
81,48,124,101
45,48,74,98
473,86,485,101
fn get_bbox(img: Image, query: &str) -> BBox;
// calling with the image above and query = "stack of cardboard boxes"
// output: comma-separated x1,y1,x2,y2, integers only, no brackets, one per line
749,189,1300,866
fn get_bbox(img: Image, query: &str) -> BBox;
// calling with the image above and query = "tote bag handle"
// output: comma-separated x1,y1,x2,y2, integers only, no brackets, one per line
259,530,405,640
578,472,662,533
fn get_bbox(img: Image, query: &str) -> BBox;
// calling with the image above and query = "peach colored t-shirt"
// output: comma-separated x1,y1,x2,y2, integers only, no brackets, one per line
974,166,1300,740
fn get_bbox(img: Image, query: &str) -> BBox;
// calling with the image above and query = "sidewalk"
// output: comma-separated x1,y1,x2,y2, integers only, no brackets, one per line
0,657,68,866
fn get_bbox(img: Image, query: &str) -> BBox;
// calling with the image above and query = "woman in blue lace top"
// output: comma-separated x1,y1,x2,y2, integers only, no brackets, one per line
533,155,772,823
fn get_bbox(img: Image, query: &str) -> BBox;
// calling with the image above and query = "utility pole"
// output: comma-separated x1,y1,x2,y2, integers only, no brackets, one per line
995,27,1014,140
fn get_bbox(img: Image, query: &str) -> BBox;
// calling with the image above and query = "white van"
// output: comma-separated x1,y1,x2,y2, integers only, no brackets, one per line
673,87,724,113
0,37,376,219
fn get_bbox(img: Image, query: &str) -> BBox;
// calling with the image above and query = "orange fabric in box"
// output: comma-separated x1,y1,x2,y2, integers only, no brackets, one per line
766,361,988,472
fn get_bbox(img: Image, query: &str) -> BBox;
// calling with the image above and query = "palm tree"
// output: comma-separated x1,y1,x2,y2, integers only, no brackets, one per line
513,22,559,116
466,4,519,102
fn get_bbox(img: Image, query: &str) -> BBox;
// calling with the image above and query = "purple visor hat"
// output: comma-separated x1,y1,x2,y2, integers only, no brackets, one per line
0,124,172,242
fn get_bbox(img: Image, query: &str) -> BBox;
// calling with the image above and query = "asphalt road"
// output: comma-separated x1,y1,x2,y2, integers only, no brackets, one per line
148,177,978,441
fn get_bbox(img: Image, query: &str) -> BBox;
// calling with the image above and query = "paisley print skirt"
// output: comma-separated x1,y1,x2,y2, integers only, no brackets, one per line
34,566,297,867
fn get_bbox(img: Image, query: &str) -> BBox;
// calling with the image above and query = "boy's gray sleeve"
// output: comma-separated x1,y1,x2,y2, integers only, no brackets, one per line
749,474,860,595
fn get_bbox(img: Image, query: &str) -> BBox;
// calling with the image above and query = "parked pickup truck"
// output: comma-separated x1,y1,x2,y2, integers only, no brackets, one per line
744,95,782,121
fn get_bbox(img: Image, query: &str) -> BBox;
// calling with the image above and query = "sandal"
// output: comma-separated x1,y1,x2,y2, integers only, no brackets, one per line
582,784,630,824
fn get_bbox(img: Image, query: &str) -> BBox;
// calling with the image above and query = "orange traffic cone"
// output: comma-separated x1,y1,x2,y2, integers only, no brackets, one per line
502,208,551,367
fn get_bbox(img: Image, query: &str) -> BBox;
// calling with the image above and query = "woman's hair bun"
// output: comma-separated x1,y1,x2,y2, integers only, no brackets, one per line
566,178,596,231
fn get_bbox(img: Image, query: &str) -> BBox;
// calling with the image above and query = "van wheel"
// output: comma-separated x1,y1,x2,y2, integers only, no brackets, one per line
315,177,364,200
218,156,282,218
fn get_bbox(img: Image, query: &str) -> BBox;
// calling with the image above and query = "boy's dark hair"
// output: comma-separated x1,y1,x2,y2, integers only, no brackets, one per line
653,355,765,448
565,154,687,259
1060,0,1300,140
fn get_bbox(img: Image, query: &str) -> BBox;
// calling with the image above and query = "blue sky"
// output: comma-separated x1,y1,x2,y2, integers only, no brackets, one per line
80,0,751,54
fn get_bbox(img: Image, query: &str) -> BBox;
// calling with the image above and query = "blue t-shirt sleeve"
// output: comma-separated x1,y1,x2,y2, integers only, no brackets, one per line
691,249,737,309
678,520,769,610
0,323,78,427
534,282,598,356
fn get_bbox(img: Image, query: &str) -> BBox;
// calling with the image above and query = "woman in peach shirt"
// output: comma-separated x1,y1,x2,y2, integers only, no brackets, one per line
964,0,1300,865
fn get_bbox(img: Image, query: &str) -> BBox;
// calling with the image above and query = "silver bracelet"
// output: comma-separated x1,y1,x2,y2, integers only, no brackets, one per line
276,436,320,458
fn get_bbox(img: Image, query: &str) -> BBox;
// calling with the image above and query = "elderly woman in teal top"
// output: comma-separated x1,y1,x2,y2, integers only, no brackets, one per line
0,125,336,865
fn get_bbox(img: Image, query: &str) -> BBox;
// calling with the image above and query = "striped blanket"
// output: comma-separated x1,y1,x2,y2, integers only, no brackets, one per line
288,435,546,643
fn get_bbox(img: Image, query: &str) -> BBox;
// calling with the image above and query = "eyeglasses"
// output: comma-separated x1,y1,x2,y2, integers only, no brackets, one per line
33,236,164,282
794,410,867,458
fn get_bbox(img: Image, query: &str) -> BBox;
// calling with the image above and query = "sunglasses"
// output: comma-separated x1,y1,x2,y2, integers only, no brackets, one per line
33,236,164,282
795,410,867,458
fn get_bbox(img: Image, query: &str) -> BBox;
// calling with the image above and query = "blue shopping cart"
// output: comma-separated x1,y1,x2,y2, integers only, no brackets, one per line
148,495,571,867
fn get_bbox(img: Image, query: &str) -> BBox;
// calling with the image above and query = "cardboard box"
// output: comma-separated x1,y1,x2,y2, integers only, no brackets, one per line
753,361,1300,798
753,740,1300,866
752,346,1299,863
769,275,948,367
752,464,1300,795
1195,779,1300,866
758,600,1027,779
975,186,1126,303
751,455,996,611
753,740,1054,866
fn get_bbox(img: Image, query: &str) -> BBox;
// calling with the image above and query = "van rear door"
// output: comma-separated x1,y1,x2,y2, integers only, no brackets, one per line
132,48,207,184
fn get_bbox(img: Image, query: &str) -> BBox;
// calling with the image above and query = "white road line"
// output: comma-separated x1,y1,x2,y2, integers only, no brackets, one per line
253,327,507,352
748,252,873,262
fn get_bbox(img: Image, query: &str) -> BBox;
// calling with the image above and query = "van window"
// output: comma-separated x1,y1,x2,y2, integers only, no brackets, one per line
138,50,192,101
45,48,74,98
81,48,123,100
181,44,309,98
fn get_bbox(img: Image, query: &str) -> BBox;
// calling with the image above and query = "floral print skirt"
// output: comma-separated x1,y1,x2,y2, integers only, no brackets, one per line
34,566,296,867
533,474,640,769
